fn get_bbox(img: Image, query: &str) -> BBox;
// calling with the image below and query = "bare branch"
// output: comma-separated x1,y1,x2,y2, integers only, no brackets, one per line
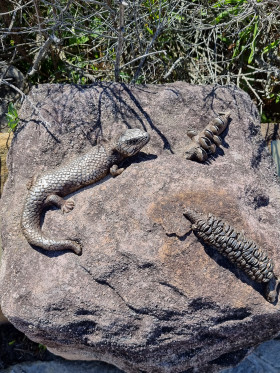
0,0,33,16
28,35,59,76
163,57,184,79
121,50,166,69
0,78,54,128
114,0,126,82
0,0,279,115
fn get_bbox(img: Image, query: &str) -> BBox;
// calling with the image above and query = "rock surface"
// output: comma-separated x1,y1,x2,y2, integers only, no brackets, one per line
271,140,280,176
261,122,280,143
0,308,8,324
1,82,280,373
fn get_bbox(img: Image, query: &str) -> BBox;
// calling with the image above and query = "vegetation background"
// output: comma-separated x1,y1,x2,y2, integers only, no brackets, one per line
1,0,280,126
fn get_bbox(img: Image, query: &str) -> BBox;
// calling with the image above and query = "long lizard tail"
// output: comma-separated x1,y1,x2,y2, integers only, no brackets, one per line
21,226,82,255
21,195,82,255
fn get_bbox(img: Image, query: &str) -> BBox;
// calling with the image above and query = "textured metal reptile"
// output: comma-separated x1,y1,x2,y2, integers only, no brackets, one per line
185,111,230,162
184,208,279,302
21,128,150,255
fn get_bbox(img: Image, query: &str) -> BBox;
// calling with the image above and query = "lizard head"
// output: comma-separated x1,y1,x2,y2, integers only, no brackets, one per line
116,128,150,157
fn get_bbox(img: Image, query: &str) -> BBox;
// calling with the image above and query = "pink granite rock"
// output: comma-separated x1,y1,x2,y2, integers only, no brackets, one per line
1,82,280,373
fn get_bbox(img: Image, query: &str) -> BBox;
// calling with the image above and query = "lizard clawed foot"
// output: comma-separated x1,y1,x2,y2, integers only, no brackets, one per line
45,194,75,213
71,240,82,255
110,164,124,177
62,199,75,214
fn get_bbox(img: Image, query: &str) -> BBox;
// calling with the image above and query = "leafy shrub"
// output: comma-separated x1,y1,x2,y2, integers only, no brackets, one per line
6,103,19,132
0,0,279,119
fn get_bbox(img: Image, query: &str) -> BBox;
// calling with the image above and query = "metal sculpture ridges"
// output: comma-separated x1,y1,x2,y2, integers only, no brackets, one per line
185,111,231,162
184,208,280,302
21,128,150,255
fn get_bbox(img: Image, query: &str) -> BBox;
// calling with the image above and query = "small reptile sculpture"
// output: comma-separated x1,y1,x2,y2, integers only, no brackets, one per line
184,208,279,302
21,128,150,255
185,111,231,162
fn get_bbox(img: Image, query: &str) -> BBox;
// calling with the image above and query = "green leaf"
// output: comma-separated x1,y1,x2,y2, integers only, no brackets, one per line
69,34,89,46
213,3,243,23
6,102,19,132
248,18,258,64
146,26,154,35
214,10,231,23
261,112,268,123
232,39,241,58
217,34,230,43
212,0,247,8
262,39,280,54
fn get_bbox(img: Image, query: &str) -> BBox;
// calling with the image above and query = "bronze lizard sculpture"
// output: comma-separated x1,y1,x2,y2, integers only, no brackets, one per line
21,128,150,255
184,208,280,302
185,111,231,162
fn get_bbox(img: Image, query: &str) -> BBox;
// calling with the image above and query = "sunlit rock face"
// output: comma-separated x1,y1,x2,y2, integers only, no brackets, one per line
1,82,280,373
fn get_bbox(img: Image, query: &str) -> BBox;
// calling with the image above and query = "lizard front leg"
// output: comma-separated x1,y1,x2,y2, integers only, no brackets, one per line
45,194,75,214
110,164,124,177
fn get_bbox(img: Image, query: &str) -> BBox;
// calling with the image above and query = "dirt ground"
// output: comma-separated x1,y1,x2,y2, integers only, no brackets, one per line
0,323,55,370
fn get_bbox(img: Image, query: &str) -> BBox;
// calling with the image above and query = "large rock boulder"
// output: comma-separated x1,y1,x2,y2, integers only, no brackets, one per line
1,82,280,373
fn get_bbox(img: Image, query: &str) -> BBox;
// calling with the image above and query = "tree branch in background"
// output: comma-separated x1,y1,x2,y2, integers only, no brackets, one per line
0,0,279,118
114,0,127,82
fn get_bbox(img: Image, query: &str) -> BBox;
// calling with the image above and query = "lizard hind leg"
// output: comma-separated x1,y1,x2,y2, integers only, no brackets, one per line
45,194,75,214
